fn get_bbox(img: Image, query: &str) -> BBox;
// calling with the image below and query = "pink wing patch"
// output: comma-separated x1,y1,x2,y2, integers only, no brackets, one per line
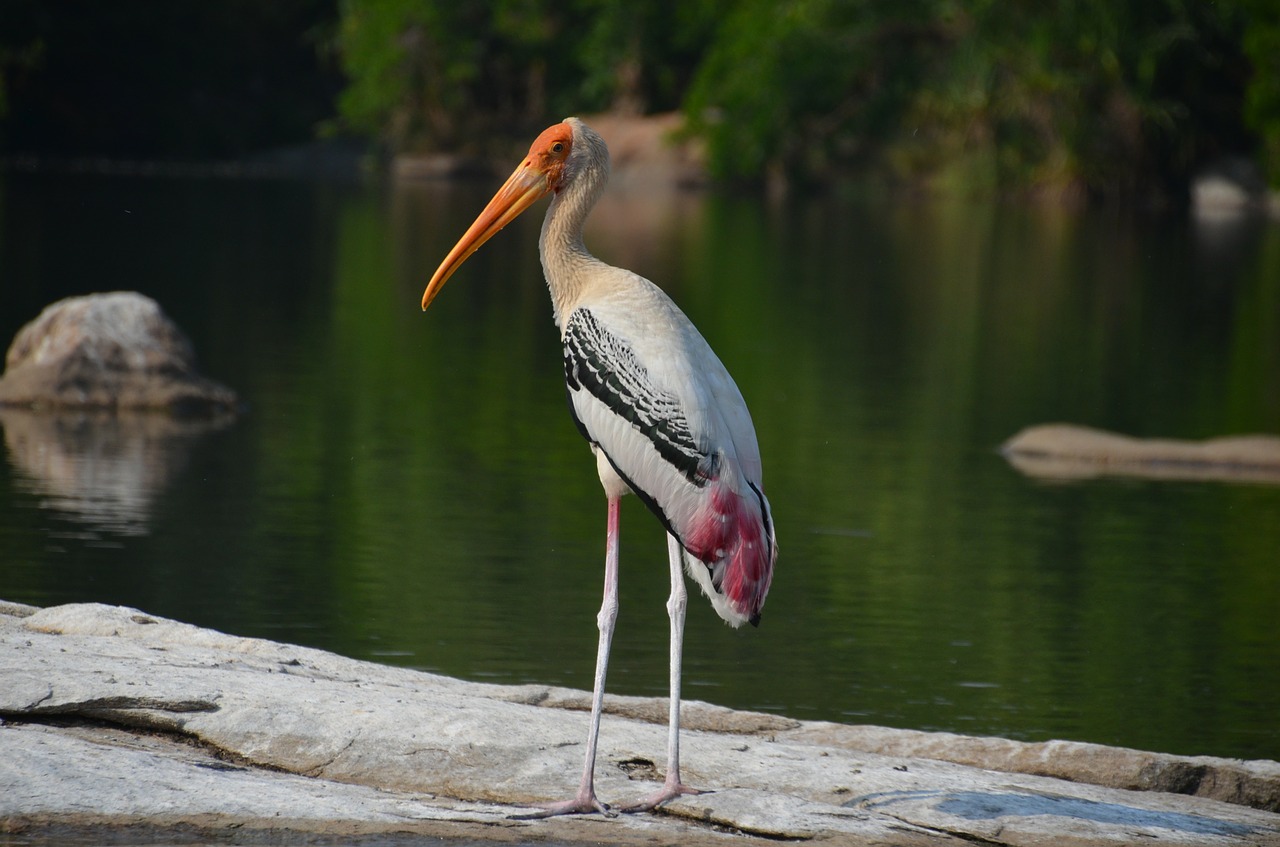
682,481,774,624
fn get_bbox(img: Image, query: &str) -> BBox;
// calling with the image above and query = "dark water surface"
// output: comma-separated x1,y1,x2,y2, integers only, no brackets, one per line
1,171,1277,762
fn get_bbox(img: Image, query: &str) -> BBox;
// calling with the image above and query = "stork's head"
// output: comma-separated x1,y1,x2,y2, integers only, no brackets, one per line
420,121,576,311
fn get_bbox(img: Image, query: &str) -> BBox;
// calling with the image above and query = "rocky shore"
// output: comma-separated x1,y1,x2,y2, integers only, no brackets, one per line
3,600,1278,845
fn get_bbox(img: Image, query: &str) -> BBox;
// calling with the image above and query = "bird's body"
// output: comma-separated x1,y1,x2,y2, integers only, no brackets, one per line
422,117,776,814
560,276,773,626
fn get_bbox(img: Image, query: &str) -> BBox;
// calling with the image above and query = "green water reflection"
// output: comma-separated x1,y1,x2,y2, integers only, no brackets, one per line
0,172,1277,762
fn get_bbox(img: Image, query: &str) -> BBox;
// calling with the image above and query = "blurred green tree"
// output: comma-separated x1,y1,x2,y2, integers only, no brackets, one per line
682,0,948,186
2,0,1276,192
329,0,1277,193
1241,0,1280,185
684,0,1255,197
332,0,728,154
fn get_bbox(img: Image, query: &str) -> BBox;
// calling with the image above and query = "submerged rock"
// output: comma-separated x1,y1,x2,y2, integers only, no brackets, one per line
1001,423,1280,484
0,291,239,415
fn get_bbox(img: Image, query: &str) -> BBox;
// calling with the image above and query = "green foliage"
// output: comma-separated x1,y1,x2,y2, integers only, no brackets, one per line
332,0,730,153
685,0,1253,196
569,1,730,114
1241,0,1280,185
683,0,949,183
334,0,558,152
2,0,1276,192
333,0,1272,194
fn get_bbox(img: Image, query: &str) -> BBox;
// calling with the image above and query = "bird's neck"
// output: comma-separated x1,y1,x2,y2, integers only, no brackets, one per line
539,148,609,326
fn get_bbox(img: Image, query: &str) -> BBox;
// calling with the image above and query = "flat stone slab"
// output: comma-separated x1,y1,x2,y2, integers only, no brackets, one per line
2,600,1277,845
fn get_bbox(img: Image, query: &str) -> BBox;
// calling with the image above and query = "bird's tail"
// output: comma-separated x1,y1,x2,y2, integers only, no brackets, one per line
682,479,776,628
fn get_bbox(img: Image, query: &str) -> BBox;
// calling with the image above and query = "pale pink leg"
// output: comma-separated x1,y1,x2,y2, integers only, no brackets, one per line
621,534,703,812
516,495,621,818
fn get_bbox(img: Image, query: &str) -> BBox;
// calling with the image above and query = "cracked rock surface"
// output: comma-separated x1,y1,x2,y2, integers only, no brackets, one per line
2,600,1278,845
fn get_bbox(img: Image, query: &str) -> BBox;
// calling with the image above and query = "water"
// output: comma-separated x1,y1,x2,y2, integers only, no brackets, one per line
1,170,1277,763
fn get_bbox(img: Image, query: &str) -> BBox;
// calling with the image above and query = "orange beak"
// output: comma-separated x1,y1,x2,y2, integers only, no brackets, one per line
421,161,553,310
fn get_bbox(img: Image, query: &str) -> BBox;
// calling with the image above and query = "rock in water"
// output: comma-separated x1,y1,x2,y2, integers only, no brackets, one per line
0,291,238,415
1001,423,1280,484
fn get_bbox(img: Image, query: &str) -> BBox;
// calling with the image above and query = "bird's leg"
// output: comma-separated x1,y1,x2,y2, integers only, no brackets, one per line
621,534,704,812
517,494,621,818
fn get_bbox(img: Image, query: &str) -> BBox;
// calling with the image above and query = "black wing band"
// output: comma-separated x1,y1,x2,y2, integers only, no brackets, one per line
564,309,715,487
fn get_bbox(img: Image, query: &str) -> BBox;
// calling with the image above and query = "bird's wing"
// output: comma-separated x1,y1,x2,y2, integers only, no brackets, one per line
562,304,720,498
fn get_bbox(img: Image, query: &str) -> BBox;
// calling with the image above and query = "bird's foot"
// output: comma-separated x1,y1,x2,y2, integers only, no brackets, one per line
509,790,615,819
619,780,704,813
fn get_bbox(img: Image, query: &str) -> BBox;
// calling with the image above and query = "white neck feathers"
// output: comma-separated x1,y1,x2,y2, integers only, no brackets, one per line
540,118,611,325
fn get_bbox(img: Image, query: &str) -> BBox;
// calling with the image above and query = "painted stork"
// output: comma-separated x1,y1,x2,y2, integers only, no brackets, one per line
421,118,776,815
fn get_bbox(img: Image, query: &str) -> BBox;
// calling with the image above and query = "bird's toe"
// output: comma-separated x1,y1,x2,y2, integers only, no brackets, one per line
509,792,615,819
619,781,705,813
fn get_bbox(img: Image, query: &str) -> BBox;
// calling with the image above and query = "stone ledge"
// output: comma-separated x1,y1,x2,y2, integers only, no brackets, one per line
2,600,1277,845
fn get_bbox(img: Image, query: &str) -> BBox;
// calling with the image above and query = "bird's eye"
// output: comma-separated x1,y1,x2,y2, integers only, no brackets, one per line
551,142,565,154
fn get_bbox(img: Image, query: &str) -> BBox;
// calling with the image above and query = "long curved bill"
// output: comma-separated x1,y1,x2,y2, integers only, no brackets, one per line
421,162,552,310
